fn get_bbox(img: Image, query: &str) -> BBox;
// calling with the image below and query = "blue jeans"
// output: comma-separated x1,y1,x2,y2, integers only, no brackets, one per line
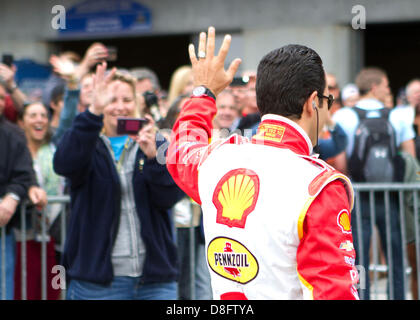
66,277,177,300
0,231,16,300
352,192,405,300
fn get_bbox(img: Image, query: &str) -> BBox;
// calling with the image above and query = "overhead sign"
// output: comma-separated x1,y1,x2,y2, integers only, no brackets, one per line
58,0,152,37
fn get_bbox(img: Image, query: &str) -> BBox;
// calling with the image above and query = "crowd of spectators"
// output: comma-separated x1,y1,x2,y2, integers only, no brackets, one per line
0,40,420,300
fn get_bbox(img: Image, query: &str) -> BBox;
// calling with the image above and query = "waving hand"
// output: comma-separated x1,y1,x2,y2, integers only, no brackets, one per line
188,26,242,96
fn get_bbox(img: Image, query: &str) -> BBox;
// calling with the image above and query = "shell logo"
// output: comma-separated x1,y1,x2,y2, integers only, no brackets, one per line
212,168,260,229
207,237,259,284
337,209,351,234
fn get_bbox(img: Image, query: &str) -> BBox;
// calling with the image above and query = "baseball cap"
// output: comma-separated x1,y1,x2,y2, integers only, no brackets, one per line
341,83,359,101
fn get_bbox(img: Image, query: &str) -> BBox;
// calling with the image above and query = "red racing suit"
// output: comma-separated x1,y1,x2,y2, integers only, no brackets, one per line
167,96,359,300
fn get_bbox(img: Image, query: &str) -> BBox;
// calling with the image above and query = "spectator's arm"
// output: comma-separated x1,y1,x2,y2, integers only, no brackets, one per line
0,63,27,112
52,87,80,144
401,138,416,158
53,109,103,185
6,138,36,200
8,87,27,112
0,135,38,226
28,186,47,210
49,42,107,89
49,43,109,144
0,195,18,227
391,110,416,158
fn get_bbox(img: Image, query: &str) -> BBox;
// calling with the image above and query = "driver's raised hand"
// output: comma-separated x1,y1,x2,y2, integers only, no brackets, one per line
188,26,242,97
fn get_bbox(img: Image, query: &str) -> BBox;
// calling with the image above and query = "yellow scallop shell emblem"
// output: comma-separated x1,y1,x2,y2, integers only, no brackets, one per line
337,210,351,234
213,169,260,228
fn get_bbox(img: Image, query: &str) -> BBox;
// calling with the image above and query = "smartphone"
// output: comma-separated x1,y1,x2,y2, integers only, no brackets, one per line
105,46,117,62
2,54,13,67
117,117,149,135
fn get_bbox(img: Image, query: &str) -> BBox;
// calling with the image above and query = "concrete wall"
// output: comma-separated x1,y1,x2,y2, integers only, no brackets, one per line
0,0,419,86
241,25,355,88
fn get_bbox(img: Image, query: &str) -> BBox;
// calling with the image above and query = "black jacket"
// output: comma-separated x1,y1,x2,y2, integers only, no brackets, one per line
53,110,184,284
0,116,36,232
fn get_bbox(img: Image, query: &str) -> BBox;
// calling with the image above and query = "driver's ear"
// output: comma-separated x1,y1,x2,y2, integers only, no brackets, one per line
303,91,318,116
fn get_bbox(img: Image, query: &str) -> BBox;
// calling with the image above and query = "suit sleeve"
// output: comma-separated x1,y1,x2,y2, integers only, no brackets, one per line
166,96,217,205
297,180,359,300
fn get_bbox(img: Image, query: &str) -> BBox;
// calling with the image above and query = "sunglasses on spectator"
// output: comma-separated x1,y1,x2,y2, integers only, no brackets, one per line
317,94,335,110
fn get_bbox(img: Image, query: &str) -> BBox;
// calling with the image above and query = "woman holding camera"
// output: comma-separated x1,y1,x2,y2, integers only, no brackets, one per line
53,62,183,300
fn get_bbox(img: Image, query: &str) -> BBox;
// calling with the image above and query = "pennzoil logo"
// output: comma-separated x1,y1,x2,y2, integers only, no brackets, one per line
254,123,285,143
212,168,260,229
337,209,352,234
207,237,259,284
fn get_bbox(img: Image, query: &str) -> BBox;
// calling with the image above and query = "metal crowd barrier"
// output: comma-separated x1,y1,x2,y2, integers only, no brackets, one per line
352,183,420,300
1,183,420,300
0,195,69,300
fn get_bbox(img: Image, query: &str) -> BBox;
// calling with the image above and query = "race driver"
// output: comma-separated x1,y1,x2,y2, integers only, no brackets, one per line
167,26,359,300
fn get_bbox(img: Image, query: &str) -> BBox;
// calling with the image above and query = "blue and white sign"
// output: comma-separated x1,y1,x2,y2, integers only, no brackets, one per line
59,0,152,37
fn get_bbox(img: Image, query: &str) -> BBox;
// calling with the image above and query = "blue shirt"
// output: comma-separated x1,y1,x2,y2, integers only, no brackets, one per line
108,135,129,161
332,99,415,157
318,123,348,160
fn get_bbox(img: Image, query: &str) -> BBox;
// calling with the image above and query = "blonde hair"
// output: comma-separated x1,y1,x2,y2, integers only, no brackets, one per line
111,70,140,117
102,70,140,135
167,65,193,106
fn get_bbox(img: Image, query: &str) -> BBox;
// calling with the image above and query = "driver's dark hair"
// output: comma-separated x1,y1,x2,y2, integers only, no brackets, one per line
256,44,326,119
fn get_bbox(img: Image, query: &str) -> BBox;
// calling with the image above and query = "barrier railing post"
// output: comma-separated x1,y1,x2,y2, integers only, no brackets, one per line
20,203,26,300
398,190,408,299
413,190,420,300
369,191,378,299
40,206,47,300
384,190,394,299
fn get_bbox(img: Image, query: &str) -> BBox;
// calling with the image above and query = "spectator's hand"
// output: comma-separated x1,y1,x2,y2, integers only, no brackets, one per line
80,42,108,70
28,186,47,210
89,61,117,116
49,54,77,80
129,114,157,159
0,63,17,91
189,26,242,96
0,195,18,227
